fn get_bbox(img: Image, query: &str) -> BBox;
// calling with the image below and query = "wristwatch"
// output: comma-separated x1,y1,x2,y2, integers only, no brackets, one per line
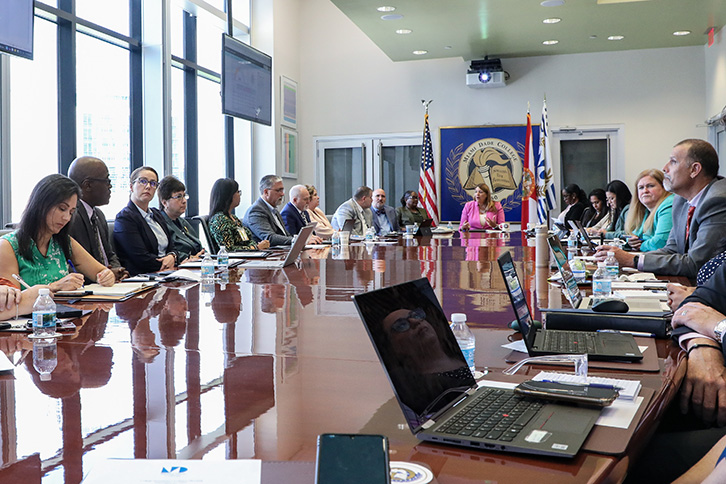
632,255,639,268
714,319,726,343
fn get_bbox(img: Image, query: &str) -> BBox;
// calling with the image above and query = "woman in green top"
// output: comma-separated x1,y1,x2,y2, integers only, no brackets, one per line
208,178,271,252
0,174,115,291
396,190,431,227
624,169,674,252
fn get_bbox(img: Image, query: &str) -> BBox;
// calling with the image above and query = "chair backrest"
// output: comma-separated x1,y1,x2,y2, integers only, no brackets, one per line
193,215,219,254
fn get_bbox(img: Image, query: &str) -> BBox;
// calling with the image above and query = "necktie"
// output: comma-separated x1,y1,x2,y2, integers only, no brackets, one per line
90,212,109,266
274,209,289,235
685,205,695,247
302,210,311,225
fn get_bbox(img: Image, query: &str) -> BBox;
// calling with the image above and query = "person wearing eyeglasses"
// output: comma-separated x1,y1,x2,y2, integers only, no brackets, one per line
244,174,294,246
209,178,270,252
157,175,204,262
113,166,178,276
67,156,129,282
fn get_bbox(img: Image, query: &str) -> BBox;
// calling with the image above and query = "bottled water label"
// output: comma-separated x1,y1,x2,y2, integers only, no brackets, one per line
218,255,229,267
460,346,475,372
593,279,612,297
201,265,214,279
33,311,55,330
606,265,619,278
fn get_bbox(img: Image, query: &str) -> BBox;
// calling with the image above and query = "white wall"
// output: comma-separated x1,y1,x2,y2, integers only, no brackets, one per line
705,27,726,120
294,0,708,190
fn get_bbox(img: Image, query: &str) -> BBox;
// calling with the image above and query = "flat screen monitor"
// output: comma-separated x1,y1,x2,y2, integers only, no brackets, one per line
221,34,272,126
0,0,34,60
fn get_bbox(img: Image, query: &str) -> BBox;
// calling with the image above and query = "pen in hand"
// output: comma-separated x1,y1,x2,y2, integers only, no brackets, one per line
67,259,77,273
11,274,31,290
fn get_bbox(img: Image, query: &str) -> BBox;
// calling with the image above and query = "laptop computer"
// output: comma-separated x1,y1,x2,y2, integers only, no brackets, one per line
497,251,643,361
568,220,597,251
548,236,669,313
243,224,315,269
416,219,434,236
341,218,356,233
353,277,601,458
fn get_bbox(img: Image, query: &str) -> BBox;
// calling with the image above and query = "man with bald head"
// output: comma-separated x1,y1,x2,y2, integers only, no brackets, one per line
371,188,400,235
280,184,323,243
67,156,128,281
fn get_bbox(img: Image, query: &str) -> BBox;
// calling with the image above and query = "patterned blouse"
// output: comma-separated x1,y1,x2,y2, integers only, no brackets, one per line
208,212,259,251
2,232,70,286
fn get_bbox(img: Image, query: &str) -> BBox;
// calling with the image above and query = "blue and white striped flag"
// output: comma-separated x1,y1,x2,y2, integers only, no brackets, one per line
536,99,556,224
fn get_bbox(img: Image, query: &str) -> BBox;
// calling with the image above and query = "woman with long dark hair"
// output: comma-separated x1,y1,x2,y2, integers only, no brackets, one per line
0,174,114,290
557,183,588,225
208,178,270,251
589,180,632,238
581,188,609,228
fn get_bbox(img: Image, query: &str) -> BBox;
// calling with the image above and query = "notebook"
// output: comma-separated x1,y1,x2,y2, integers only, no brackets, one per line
243,224,315,269
497,251,643,362
548,236,669,313
353,277,602,458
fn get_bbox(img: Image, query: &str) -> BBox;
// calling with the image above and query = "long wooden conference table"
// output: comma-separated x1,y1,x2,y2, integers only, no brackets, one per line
0,232,685,483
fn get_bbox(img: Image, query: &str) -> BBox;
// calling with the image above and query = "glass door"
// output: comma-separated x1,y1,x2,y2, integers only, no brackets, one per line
316,139,370,214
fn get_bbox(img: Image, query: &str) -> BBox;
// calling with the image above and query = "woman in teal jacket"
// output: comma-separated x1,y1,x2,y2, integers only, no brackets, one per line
624,169,674,252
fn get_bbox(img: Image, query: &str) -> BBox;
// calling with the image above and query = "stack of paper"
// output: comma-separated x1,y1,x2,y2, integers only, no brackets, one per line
532,371,642,400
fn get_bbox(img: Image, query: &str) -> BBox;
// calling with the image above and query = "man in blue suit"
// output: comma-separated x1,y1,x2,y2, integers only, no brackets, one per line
280,184,323,243
371,189,400,235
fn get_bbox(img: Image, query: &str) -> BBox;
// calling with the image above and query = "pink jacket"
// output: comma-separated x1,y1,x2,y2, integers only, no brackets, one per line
460,200,505,229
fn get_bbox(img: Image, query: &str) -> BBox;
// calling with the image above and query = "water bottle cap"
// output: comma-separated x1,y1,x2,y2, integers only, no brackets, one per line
39,288,50,296
451,313,467,323
607,251,614,256
40,372,51,381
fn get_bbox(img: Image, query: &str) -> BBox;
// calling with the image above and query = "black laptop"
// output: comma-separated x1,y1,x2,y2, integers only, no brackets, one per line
415,219,434,236
497,251,643,362
568,219,597,250
353,278,602,458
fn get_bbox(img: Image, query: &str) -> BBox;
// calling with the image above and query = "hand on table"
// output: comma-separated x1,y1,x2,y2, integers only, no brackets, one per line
681,339,726,426
0,285,21,310
49,273,85,292
672,302,726,339
111,266,130,282
668,284,696,311
96,268,115,287
157,254,176,271
257,240,270,250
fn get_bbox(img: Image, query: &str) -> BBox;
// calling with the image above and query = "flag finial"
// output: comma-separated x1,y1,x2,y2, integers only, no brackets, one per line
421,99,433,114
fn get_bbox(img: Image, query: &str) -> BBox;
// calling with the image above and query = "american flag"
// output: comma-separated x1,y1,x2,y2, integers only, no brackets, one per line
536,99,556,224
419,111,440,225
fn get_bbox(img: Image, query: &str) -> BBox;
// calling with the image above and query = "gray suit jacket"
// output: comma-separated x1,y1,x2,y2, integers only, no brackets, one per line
371,204,400,234
68,200,121,268
243,197,293,247
331,198,372,236
644,177,726,278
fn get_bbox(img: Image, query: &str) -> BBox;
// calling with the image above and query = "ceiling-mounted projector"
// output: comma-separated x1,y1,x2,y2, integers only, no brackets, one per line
467,57,507,89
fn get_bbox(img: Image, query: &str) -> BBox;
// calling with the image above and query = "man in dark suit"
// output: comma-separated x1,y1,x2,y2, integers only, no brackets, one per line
371,188,400,235
597,139,726,278
67,156,128,281
280,184,323,243
243,175,295,247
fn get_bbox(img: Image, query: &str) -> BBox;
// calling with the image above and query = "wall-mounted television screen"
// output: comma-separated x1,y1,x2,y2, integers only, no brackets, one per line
0,0,34,60
222,34,272,126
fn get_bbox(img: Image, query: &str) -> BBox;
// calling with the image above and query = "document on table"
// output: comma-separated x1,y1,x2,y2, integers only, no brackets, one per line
532,371,642,400
81,458,261,484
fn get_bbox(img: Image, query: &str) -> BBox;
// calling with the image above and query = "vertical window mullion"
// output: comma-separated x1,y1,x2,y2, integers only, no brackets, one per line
183,12,199,217
57,0,76,174
130,0,143,170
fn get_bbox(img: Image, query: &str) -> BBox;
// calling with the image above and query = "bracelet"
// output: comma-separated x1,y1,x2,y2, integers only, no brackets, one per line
687,343,723,357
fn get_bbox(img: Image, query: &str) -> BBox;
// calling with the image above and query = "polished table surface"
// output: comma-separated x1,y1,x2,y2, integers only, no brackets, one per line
0,232,685,484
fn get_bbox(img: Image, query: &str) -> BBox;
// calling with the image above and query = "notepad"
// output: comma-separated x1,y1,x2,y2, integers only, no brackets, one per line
532,371,642,400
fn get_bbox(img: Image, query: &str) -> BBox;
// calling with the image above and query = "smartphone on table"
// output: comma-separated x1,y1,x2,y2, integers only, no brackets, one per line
315,433,390,484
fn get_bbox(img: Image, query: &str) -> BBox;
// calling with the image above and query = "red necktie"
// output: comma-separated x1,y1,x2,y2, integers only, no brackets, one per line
685,205,695,243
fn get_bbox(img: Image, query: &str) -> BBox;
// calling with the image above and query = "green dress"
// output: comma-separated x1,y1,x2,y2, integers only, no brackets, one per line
208,212,259,251
2,232,69,286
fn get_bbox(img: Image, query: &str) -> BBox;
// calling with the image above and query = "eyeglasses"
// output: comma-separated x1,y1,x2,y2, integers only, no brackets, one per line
135,178,158,188
169,193,189,200
237,190,242,195
86,177,112,186
390,308,426,333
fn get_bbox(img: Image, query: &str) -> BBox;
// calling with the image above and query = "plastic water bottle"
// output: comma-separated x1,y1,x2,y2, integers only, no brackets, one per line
447,220,454,231
451,313,476,374
571,257,587,281
32,288,56,337
605,251,619,278
201,252,215,281
592,262,612,300
331,230,340,246
567,231,578,261
365,226,376,241
217,245,229,270
33,338,57,381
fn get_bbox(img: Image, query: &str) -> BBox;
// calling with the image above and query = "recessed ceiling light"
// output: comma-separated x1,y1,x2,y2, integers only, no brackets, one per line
543,18,561,24
377,6,395,12
543,40,559,45
673,30,691,36
381,14,403,20
541,0,565,6
412,50,428,55
589,35,598,39
395,29,412,34
607,35,624,41
444,45,452,50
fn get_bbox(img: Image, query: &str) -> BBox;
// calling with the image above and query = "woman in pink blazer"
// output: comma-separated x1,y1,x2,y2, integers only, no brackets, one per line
460,183,505,230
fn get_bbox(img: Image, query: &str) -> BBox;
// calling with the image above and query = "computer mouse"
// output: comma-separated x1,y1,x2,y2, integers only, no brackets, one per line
592,298,629,313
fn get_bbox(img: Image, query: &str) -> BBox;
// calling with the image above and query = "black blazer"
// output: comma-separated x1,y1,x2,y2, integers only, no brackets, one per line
68,200,121,268
113,200,176,276
280,202,307,235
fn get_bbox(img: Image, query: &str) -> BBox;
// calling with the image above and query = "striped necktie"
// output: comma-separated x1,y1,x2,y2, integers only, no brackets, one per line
685,205,695,249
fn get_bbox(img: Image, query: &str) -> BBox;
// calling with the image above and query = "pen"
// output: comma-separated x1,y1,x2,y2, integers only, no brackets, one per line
67,259,77,273
11,273,31,290
597,329,656,338
541,379,618,390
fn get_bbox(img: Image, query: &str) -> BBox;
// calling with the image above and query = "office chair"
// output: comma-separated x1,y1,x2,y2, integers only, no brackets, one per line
192,215,219,254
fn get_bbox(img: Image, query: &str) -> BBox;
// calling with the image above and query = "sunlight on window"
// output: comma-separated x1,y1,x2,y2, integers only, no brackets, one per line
171,68,186,182
198,77,225,214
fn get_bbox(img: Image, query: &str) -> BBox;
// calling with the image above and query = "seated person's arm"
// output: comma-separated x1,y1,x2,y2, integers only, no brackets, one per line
0,285,45,320
114,214,163,273
70,238,114,286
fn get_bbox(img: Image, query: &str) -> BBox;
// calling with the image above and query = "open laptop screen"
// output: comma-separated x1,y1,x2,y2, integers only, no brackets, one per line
497,253,537,346
548,236,582,307
353,278,475,430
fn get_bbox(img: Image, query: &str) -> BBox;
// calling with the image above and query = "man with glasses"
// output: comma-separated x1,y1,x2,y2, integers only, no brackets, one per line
371,188,400,235
244,175,295,247
280,184,324,243
67,156,128,281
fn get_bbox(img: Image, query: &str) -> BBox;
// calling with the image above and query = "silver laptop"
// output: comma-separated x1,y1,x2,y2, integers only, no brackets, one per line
353,277,602,458
548,236,669,313
243,224,315,269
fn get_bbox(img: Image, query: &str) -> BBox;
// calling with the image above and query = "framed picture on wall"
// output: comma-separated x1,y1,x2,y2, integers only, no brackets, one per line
281,126,298,179
281,76,297,128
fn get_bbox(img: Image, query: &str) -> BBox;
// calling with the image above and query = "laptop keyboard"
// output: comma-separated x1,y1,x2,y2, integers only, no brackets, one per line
541,330,597,353
435,388,543,442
